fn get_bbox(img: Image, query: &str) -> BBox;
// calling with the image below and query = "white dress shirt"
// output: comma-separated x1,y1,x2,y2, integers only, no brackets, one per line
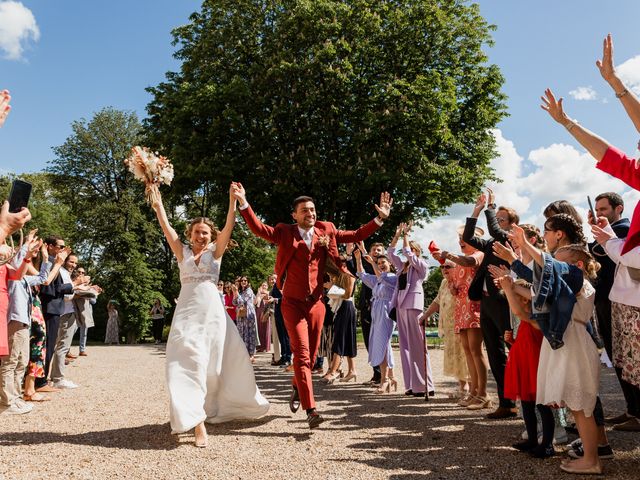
298,226,314,249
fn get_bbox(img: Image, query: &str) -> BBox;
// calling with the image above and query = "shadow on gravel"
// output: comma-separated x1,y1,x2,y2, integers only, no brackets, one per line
0,423,180,450
252,358,639,479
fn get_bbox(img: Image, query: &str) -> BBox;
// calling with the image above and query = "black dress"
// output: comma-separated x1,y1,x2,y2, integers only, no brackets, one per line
331,288,357,358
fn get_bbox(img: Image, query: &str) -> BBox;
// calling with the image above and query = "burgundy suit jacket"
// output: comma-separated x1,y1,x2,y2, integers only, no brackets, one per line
240,205,381,300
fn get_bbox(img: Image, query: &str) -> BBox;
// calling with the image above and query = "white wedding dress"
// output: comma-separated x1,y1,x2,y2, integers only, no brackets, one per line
166,245,269,433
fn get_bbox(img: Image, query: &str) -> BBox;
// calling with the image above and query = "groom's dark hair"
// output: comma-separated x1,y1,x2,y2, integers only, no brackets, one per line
292,196,314,212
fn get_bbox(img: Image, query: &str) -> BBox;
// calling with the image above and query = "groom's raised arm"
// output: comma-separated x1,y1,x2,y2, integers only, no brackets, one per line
232,182,280,244
335,191,392,243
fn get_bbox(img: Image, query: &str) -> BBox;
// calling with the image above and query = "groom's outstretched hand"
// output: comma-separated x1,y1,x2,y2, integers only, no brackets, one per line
374,192,393,219
231,182,247,206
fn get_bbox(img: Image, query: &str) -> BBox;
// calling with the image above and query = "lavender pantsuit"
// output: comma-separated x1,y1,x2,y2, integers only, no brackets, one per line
388,246,434,394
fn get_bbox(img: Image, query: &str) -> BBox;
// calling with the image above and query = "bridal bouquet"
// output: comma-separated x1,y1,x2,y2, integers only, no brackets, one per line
124,146,174,204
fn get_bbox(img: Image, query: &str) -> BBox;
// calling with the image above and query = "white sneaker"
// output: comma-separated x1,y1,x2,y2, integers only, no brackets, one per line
1,400,33,415
52,379,79,389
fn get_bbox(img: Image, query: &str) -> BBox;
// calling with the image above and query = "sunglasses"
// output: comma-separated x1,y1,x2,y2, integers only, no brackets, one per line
441,265,453,270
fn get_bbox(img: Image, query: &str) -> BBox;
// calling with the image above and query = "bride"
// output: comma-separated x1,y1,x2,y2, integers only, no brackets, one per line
152,185,269,447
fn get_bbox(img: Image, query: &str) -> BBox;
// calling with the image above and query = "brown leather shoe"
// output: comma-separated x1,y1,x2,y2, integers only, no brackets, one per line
486,406,518,419
284,364,295,373
612,417,640,432
79,351,88,357
605,412,632,425
66,353,77,359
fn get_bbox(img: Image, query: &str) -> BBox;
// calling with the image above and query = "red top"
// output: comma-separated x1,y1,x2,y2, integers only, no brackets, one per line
597,145,640,254
240,205,380,302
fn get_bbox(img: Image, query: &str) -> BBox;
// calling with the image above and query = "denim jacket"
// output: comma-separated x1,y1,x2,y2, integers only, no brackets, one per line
529,253,584,350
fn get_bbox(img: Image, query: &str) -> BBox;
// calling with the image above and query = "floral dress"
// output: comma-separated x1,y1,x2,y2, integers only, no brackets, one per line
234,288,257,356
451,251,484,332
28,295,47,378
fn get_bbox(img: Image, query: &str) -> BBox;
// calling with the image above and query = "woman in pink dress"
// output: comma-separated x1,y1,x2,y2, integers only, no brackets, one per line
436,227,490,409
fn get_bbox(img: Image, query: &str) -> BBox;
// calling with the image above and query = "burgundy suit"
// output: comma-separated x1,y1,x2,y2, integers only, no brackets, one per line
240,204,381,410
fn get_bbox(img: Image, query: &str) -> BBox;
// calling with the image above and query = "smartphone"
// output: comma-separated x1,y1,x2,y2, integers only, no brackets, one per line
587,195,596,224
8,179,32,213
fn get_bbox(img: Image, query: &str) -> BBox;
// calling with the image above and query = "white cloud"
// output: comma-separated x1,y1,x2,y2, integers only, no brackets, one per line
0,1,39,60
412,130,639,262
569,86,597,101
617,55,640,96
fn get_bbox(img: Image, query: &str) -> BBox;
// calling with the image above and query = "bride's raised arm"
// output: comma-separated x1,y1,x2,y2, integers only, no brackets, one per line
152,187,184,263
213,184,237,260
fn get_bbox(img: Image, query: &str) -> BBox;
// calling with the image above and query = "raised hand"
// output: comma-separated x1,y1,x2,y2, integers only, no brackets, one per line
374,191,393,219
55,246,72,265
492,240,517,264
540,88,569,125
404,220,414,236
25,228,38,244
0,201,31,241
507,224,527,249
596,34,617,84
487,188,495,206
0,90,11,128
149,185,162,211
345,242,355,255
473,192,487,214
496,273,514,290
363,253,375,265
231,182,247,205
591,218,615,246
488,264,511,281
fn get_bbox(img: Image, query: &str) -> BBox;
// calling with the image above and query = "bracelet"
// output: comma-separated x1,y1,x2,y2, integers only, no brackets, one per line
564,119,578,132
615,88,629,99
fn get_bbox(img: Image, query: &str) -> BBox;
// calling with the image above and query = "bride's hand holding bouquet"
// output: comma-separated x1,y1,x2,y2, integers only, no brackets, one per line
125,146,174,204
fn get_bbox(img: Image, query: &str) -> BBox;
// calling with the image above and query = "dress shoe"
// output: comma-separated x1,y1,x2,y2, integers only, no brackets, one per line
485,406,517,419
512,440,537,452
284,364,295,372
404,389,413,396
612,417,640,432
413,391,426,397
79,351,88,357
604,412,632,425
428,390,435,397
289,386,300,413
66,353,77,359
307,411,325,429
528,444,555,459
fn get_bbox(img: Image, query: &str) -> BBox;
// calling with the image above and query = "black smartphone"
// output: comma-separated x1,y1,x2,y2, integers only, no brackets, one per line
587,195,596,223
8,179,32,213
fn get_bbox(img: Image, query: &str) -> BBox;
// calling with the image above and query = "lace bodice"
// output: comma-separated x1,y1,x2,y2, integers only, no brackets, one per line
179,244,221,285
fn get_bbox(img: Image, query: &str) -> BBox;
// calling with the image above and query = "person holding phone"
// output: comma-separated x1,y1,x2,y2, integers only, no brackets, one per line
0,90,10,128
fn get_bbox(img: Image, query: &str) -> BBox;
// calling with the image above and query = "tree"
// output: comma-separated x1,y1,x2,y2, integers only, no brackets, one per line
47,108,166,342
145,0,507,237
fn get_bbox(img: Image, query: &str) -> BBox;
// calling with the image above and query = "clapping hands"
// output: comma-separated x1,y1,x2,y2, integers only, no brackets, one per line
591,216,616,246
492,241,518,264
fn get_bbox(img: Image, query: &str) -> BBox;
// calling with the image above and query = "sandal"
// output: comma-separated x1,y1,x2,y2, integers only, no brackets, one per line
24,393,50,402
321,372,341,384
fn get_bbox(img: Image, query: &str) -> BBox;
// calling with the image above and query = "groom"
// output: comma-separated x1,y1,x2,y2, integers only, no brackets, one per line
232,183,392,428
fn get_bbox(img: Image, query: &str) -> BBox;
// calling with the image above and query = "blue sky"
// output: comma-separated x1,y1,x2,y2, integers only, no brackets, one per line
2,0,640,253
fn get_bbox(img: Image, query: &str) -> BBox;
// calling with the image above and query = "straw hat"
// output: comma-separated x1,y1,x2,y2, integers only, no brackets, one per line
456,225,485,237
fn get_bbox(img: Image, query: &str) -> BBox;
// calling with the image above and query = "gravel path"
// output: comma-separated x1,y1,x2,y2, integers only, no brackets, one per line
1,343,638,479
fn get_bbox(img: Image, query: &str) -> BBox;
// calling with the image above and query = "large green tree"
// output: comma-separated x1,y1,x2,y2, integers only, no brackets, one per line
145,0,506,234
47,108,167,342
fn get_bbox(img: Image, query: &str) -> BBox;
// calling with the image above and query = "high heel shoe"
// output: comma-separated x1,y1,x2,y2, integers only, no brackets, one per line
321,372,340,384
340,372,357,383
375,380,391,394
389,378,398,392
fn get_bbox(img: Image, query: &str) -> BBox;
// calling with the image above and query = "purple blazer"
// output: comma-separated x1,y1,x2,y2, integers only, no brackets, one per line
387,246,428,311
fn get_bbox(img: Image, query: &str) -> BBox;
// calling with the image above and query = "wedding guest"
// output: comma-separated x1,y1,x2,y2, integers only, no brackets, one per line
72,268,100,356
269,276,291,367
150,298,165,345
234,277,258,362
422,260,468,398
105,301,120,345
1,234,42,414
498,275,555,459
223,282,236,323
49,254,90,389
388,222,434,398
355,249,398,393
264,275,281,365
592,217,640,431
587,193,640,432
37,236,72,392
255,281,271,353
436,227,488,409
217,281,225,303
346,241,385,384
543,200,584,225
321,263,357,384
462,194,517,418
